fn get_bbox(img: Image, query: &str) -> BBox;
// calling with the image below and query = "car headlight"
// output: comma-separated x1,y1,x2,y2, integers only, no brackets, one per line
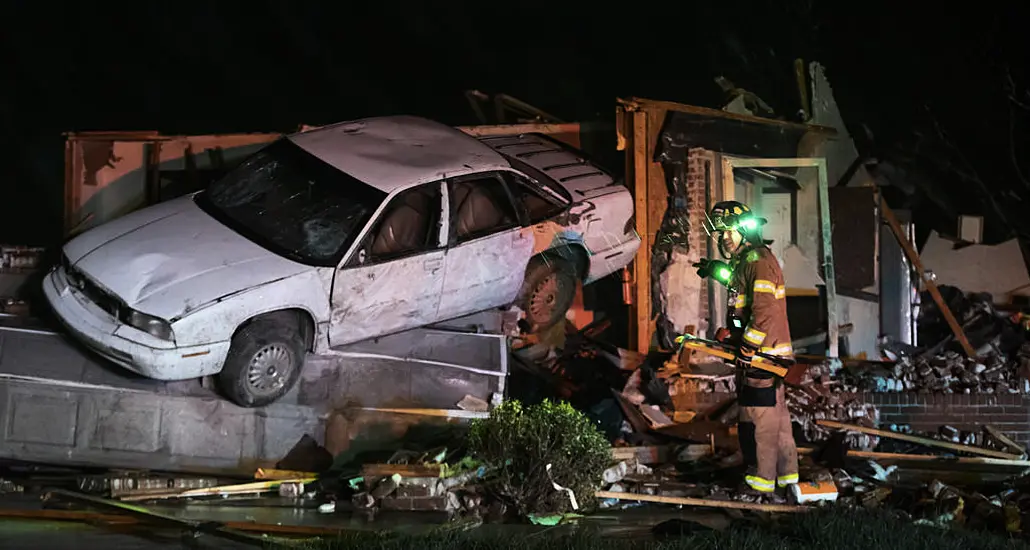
124,310,174,341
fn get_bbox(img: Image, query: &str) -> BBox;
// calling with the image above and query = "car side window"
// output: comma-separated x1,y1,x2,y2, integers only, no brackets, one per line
349,183,442,266
504,172,566,224
447,175,518,244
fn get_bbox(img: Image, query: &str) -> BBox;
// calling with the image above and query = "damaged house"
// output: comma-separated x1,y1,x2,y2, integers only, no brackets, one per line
618,63,900,360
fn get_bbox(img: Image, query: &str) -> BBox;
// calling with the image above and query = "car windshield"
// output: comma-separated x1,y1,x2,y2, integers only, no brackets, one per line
195,138,386,266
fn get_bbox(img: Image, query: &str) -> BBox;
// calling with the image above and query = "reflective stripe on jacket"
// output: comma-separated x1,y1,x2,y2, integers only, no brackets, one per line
730,245,793,364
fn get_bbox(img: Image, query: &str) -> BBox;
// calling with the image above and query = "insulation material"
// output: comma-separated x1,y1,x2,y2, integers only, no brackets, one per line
659,249,705,336
920,231,1030,302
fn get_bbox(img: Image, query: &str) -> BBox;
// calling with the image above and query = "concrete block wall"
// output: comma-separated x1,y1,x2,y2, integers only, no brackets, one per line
679,391,1030,447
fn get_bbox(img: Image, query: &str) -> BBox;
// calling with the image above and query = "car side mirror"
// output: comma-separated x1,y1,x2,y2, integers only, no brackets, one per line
357,248,368,265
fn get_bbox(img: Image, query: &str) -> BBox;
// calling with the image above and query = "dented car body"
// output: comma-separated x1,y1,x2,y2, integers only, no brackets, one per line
43,116,640,407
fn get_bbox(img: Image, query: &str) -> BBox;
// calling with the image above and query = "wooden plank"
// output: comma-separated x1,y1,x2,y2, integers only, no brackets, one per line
798,447,1030,467
815,420,1021,460
611,446,671,464
618,97,837,136
254,468,317,480
632,109,650,353
984,425,1027,456
878,194,976,357
595,491,808,513
457,122,581,137
361,463,444,478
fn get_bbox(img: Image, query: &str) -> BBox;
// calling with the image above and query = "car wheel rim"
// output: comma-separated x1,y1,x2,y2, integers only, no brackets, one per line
246,344,292,397
529,273,563,321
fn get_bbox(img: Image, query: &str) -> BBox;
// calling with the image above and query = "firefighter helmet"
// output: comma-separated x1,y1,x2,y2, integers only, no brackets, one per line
703,200,766,240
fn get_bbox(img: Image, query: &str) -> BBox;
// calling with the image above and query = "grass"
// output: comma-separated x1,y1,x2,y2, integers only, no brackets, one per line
301,507,1030,550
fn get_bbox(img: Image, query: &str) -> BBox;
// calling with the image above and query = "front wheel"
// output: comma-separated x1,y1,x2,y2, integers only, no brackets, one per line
517,255,579,332
218,318,305,408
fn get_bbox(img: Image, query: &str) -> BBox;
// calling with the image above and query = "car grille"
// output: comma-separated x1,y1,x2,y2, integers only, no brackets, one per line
63,254,123,319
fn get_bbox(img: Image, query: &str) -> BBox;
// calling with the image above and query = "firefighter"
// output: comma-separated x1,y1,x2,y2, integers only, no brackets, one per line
695,200,798,494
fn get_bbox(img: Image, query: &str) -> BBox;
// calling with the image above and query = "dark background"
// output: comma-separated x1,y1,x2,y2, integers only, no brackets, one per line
1,1,1027,247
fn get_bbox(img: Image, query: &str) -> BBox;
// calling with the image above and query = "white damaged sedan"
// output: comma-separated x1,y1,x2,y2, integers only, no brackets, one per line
44,116,640,407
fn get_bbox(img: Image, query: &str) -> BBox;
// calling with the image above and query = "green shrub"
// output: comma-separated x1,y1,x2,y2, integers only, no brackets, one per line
468,399,611,517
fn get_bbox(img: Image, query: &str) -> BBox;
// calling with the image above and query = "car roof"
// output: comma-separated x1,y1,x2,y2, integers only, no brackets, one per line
288,115,511,193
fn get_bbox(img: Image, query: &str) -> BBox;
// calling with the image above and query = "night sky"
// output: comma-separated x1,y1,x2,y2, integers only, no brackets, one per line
1,2,1026,246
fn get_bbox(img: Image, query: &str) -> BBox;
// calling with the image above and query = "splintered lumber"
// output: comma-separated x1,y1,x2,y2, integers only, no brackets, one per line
879,194,976,357
255,468,317,480
797,447,1030,467
816,420,1022,460
119,477,316,501
984,424,1027,456
595,491,807,513
611,446,670,464
362,463,444,478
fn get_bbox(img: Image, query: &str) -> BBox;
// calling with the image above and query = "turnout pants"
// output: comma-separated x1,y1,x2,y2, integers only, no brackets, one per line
738,379,798,492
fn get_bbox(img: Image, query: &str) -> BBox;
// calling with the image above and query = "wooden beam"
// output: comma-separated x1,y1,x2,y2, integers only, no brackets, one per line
877,193,976,357
722,156,825,169
595,491,808,513
632,110,651,353
815,420,1022,460
984,425,1027,456
798,447,1030,467
618,97,837,136
361,463,444,478
456,122,581,137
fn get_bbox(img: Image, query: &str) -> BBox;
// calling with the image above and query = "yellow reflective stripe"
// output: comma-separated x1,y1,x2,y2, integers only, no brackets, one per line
760,343,794,357
777,474,799,487
733,295,747,308
745,475,775,492
774,285,786,299
743,327,767,346
753,279,776,294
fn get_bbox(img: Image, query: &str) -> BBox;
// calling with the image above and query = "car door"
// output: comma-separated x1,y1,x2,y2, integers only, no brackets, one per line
329,181,447,346
436,173,534,320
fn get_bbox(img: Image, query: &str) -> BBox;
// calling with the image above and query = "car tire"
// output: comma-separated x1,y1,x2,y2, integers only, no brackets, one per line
518,255,579,332
218,318,305,408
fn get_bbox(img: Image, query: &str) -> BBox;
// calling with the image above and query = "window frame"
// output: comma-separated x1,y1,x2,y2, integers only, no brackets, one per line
343,181,446,269
445,171,521,247
499,169,569,225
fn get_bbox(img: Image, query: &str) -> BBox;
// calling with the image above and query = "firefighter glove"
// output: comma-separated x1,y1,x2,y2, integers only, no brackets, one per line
693,258,733,286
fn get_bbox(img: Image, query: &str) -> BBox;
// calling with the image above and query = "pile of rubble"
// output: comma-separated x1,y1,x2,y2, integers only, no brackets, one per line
840,347,1030,394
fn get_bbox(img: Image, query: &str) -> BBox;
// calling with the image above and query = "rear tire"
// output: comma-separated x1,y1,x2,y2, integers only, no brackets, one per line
219,318,305,408
517,255,579,332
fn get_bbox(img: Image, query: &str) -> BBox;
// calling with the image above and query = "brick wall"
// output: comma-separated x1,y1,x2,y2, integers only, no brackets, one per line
677,391,1030,447
685,148,710,333
850,393,1030,447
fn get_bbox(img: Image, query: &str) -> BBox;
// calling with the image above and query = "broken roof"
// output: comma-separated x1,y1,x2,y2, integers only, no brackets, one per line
619,97,837,163
288,115,509,192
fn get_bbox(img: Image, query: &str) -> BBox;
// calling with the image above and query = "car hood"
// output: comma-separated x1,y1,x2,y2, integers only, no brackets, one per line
64,195,316,321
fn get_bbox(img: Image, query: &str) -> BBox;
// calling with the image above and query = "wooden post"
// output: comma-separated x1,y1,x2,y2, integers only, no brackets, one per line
877,193,976,357
631,110,651,354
